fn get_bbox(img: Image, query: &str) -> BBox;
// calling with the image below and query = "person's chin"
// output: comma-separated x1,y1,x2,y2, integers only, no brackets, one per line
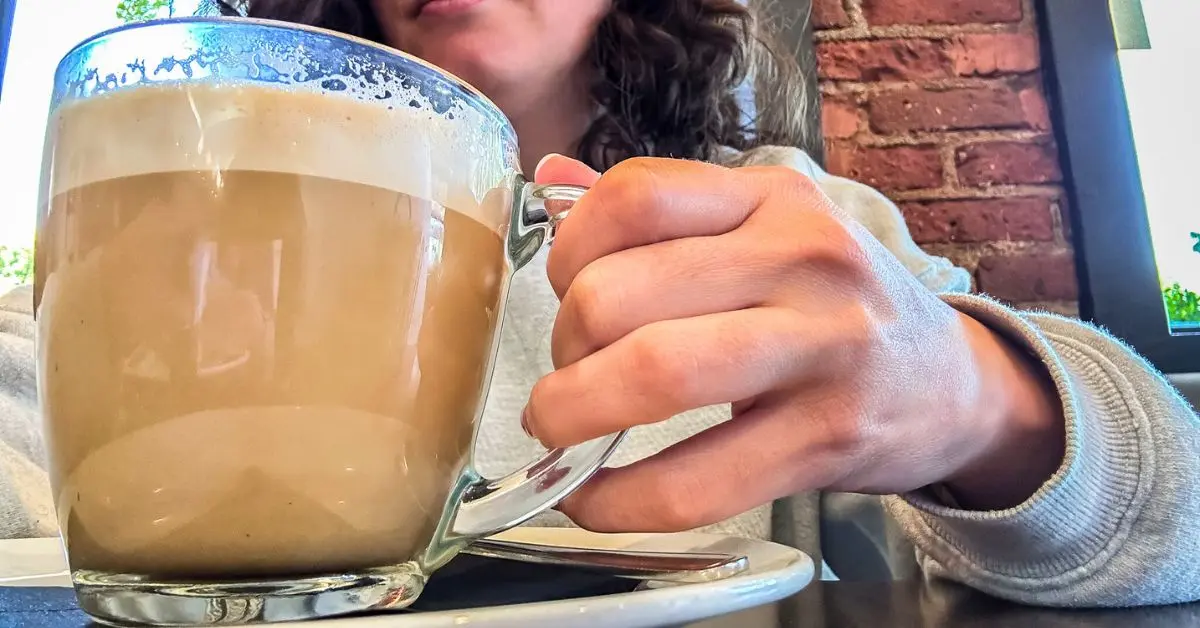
411,40,514,94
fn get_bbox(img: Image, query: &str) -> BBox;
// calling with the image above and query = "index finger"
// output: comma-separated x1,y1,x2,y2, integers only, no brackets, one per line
546,157,767,299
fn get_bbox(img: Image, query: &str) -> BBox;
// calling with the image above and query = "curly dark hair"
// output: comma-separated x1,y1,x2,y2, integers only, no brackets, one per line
238,0,808,171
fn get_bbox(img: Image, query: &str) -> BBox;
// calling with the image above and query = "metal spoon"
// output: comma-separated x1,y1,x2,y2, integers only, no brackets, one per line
463,538,749,584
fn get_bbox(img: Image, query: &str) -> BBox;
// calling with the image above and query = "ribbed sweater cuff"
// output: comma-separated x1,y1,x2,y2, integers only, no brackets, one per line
883,294,1148,586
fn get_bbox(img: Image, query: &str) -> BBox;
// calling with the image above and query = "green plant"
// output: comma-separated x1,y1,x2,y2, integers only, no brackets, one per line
0,246,32,285
1163,283,1200,324
116,0,174,23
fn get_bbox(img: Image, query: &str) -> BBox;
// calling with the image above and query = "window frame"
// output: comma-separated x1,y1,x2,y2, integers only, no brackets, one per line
1038,0,1199,374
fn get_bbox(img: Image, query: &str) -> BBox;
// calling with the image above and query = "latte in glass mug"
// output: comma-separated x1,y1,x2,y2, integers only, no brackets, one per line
38,82,505,577
36,17,621,626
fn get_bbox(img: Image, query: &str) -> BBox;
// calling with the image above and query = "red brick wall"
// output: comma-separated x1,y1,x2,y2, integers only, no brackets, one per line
813,0,1078,314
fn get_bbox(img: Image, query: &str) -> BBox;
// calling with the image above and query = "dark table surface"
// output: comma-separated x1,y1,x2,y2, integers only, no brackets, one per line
704,578,1200,628
6,554,1200,627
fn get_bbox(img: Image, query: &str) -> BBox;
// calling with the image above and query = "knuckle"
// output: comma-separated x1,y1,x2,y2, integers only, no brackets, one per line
743,179,875,286
833,304,881,362
622,329,695,407
563,263,617,349
592,159,661,224
645,472,710,531
809,397,873,460
822,416,869,458
805,212,866,261
786,214,874,282
607,157,660,186
760,165,823,198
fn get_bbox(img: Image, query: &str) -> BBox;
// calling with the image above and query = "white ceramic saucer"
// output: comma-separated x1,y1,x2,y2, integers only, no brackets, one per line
0,529,814,627
0,536,69,587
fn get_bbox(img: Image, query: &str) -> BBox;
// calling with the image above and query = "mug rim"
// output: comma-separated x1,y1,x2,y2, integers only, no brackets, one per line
54,15,516,140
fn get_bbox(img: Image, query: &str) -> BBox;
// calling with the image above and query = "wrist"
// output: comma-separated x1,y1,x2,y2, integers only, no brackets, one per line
942,311,1066,511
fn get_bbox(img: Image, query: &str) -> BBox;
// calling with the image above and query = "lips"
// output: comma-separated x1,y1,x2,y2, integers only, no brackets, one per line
416,0,486,18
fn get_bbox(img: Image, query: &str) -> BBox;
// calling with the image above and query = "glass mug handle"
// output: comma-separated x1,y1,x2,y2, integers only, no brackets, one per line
445,179,625,544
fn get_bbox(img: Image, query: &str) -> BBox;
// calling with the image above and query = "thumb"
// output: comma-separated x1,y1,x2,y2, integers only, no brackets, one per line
534,153,601,186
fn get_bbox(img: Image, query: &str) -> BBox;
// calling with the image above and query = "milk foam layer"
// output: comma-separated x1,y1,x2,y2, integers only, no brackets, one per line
46,82,515,230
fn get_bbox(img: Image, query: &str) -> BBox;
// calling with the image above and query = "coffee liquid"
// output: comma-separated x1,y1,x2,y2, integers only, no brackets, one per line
36,84,508,577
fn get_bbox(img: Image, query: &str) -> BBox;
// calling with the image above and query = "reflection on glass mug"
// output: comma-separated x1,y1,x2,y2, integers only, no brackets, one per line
34,17,623,626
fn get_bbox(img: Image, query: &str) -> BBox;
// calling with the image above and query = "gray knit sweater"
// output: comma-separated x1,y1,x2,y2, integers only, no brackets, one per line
3,146,1198,608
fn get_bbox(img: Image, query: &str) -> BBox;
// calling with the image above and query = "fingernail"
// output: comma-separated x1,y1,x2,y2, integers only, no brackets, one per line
534,153,564,177
521,406,534,439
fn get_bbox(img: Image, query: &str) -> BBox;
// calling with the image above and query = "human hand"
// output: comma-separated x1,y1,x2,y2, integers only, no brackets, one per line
524,154,1066,531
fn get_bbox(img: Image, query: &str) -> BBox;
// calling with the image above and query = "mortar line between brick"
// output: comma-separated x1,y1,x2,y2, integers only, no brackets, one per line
816,22,1021,42
859,130,1049,148
923,241,1073,257
1050,197,1069,246
844,0,869,34
820,77,1034,95
941,144,961,188
887,185,1063,201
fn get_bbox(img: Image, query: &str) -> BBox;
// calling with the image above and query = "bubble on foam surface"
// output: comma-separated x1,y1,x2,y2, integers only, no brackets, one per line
45,18,519,225
55,18,511,135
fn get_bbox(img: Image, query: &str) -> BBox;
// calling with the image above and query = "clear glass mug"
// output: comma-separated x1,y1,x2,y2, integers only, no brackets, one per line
35,17,623,626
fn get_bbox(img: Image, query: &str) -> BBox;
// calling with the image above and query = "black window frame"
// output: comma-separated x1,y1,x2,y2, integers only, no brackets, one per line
1038,0,1199,374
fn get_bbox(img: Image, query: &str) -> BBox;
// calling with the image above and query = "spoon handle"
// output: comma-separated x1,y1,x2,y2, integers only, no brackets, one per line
463,538,749,584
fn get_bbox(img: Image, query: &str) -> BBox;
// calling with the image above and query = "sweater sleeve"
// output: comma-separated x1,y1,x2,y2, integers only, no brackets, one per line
735,146,1200,607
884,295,1200,607
0,285,57,540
